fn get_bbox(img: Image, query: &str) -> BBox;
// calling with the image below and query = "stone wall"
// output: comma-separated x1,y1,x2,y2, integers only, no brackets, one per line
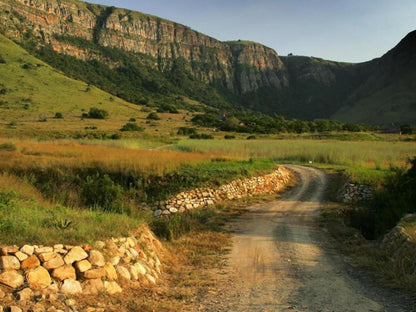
0,226,163,309
339,182,375,203
379,214,416,275
153,167,291,216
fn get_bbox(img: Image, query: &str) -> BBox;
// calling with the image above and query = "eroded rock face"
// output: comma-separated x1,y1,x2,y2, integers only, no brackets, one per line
0,0,288,94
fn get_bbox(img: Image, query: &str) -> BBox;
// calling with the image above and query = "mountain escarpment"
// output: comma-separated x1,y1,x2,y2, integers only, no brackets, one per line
0,0,415,124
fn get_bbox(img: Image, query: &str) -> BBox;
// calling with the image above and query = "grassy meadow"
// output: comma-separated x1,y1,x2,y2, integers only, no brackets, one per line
174,138,416,184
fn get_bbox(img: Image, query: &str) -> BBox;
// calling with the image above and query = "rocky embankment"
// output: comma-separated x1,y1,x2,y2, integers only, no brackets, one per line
154,167,291,216
339,182,375,203
0,226,163,311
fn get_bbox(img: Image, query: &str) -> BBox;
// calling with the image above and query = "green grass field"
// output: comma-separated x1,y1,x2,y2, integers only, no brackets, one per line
173,138,416,184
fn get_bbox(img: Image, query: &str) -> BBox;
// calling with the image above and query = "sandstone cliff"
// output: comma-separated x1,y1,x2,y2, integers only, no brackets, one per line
1,0,414,124
0,0,288,94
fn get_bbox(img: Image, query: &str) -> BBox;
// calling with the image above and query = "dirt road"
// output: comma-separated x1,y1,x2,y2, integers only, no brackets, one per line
198,165,414,312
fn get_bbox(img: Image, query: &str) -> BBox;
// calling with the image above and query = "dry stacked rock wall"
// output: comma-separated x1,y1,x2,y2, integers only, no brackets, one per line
154,167,291,216
379,214,416,275
0,226,163,301
340,182,375,203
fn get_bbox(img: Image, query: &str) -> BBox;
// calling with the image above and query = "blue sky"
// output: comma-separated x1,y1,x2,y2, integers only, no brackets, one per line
86,0,416,63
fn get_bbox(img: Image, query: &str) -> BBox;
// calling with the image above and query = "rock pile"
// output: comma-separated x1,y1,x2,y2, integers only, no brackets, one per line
0,227,163,311
153,167,291,216
379,214,416,275
340,183,375,203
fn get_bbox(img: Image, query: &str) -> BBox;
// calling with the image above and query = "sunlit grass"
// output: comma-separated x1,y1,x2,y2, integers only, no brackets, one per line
0,138,217,176
174,139,416,184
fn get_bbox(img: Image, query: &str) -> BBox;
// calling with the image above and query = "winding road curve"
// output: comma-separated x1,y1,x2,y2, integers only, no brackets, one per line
198,165,415,312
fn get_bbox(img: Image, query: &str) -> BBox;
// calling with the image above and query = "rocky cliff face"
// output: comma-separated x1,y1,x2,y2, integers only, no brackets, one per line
0,0,288,94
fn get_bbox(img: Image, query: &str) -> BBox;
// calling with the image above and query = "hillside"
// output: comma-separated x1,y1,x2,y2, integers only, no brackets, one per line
0,0,415,125
0,34,193,137
332,30,416,125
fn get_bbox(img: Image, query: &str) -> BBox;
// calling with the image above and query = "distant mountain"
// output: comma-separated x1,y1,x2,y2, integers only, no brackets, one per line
332,30,416,125
0,0,415,124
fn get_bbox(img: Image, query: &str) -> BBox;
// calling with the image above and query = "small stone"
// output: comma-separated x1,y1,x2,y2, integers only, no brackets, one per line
0,270,24,288
83,268,106,279
38,252,57,262
146,274,156,284
51,264,76,281
153,210,162,217
104,281,122,295
60,279,82,295
8,307,22,312
20,245,35,256
126,237,136,248
26,266,51,290
21,255,40,270
17,288,33,301
74,260,91,273
35,247,53,255
169,207,178,214
64,246,88,264
94,241,106,249
116,266,131,280
82,279,104,295
110,256,120,266
14,251,28,262
88,250,105,267
103,263,117,281
42,255,65,270
53,244,64,250
134,261,148,275
0,256,20,270
129,265,139,281
1,246,19,255
129,248,139,259
65,299,77,307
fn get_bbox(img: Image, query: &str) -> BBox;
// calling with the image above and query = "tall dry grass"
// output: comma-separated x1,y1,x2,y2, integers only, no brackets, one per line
0,139,216,176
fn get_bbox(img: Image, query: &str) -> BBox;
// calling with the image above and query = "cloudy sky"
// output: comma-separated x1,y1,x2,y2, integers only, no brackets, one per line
86,0,416,63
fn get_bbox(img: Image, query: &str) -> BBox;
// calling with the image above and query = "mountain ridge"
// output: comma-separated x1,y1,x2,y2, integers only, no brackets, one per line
0,0,415,124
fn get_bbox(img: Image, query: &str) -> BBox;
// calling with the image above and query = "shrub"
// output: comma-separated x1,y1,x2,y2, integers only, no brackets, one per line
129,118,136,122
0,142,17,152
82,174,124,213
224,135,235,139
189,133,214,139
157,104,179,114
0,55,6,64
146,112,160,120
120,122,144,132
54,112,63,119
247,135,256,140
88,107,109,119
177,127,197,136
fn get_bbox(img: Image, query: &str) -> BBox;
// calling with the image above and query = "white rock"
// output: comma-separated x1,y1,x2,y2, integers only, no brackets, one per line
20,245,35,256
60,279,82,295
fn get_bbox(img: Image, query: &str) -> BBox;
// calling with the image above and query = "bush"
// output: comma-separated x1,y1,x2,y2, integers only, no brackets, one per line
120,122,144,132
189,133,214,139
177,127,197,136
129,118,136,122
146,112,160,120
247,135,256,140
224,135,235,139
82,174,124,213
88,107,109,119
0,142,17,152
54,112,63,119
349,157,416,239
